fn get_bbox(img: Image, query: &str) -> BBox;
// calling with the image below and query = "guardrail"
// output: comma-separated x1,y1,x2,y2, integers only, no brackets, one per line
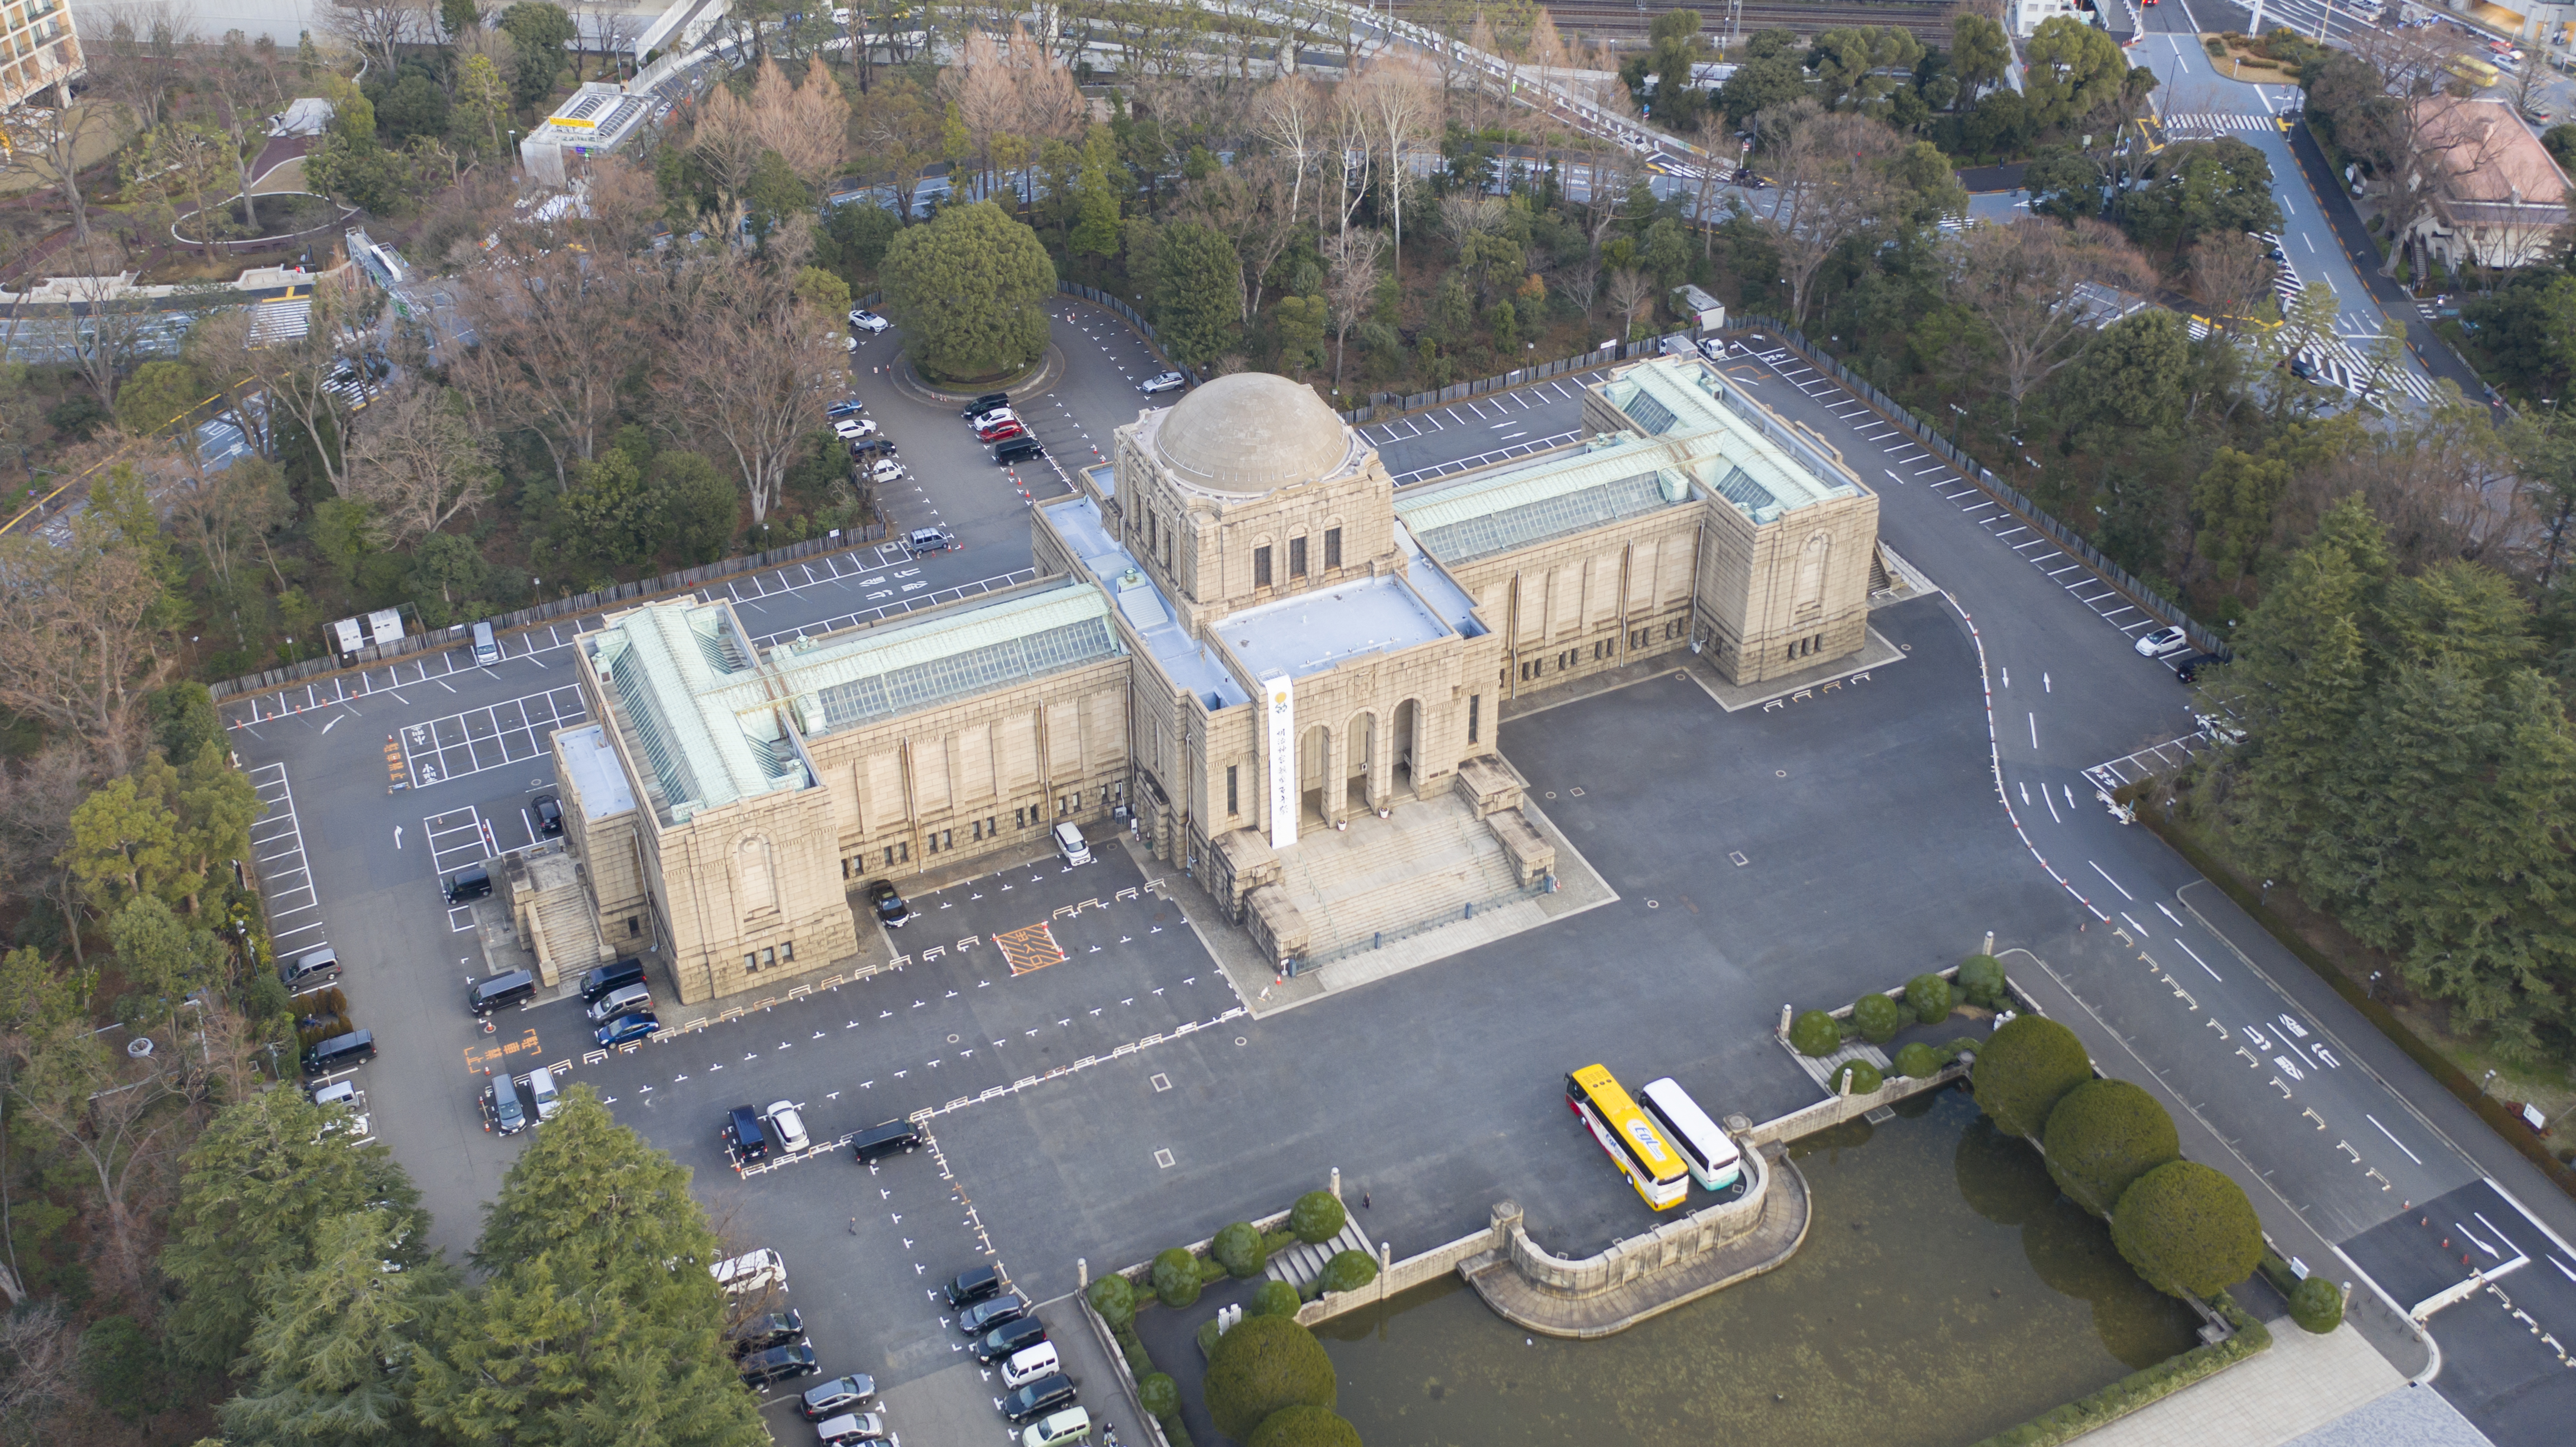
1734,317,2229,660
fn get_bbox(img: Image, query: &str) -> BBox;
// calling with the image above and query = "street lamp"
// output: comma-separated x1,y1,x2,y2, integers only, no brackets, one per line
2483,1069,2498,1095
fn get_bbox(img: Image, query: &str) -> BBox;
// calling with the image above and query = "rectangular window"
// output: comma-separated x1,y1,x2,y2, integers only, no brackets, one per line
1147,512,1155,552
1324,527,1342,569
1289,536,1308,577
1468,694,1480,743
1253,545,1272,588
744,953,758,973
626,917,640,937
780,941,794,962
759,946,776,969
1227,764,1239,815
1162,530,1172,566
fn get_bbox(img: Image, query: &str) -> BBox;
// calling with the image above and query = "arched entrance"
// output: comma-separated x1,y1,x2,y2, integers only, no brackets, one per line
1391,700,1419,797
1345,711,1376,810
1299,724,1331,828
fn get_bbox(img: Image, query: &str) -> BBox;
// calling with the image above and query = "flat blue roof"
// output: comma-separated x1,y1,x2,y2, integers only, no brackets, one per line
1048,497,1251,710
1217,574,1455,683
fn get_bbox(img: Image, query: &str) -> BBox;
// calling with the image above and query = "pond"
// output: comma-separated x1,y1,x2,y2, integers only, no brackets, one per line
1314,1087,2202,1447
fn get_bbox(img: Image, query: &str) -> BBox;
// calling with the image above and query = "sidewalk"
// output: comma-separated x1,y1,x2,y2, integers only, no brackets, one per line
2070,1316,2403,1447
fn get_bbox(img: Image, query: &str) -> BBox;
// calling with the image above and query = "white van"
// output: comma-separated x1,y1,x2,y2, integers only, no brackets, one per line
1021,1407,1091,1447
1052,821,1091,867
526,1064,561,1122
471,620,501,666
1001,1340,1061,1390
712,1248,787,1296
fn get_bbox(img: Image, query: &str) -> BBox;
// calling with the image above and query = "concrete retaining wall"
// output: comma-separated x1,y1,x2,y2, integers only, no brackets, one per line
1743,1059,1971,1146
1502,1143,1774,1295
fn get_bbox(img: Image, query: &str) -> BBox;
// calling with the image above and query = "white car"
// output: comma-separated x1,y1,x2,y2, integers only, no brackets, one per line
712,1247,786,1296
865,458,906,485
765,1100,810,1154
833,417,880,440
2133,626,2190,659
848,309,891,334
1139,370,1186,395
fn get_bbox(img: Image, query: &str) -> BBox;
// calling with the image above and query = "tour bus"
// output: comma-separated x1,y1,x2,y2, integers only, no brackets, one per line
2445,55,2501,90
1565,1064,1690,1210
1639,1077,1744,1192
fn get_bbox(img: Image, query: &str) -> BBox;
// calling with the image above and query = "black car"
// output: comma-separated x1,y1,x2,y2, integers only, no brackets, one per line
974,1316,1048,1362
798,1374,879,1422
1003,1372,1077,1422
728,1310,804,1357
866,879,911,928
2169,652,2219,684
960,391,1010,419
724,1104,770,1164
944,1263,1003,1308
957,1291,1029,1335
532,794,564,837
738,1341,820,1388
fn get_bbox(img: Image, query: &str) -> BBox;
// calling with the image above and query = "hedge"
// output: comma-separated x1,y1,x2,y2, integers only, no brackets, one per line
1908,972,1955,1024
1153,1247,1205,1308
1958,953,2007,1006
1973,1015,2093,1139
1893,1041,1946,1078
1789,1008,1843,1057
1289,1190,1346,1245
1214,1221,1269,1278
2287,1274,2344,1334
1253,1279,1302,1317
1086,1273,1135,1329
1853,992,1905,1044
1828,1058,1883,1095
2042,1079,2180,1218
1315,1248,1379,1297
1967,1292,2271,1447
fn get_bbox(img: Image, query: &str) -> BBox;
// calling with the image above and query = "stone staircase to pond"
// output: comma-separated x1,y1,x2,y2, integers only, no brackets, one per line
1264,1218,1376,1290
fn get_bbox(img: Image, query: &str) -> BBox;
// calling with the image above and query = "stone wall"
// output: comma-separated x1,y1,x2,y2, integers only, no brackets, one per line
1741,1060,1971,1147
1499,1142,1774,1296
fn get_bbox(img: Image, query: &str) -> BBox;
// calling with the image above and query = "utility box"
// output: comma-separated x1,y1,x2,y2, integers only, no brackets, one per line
1673,284,1727,334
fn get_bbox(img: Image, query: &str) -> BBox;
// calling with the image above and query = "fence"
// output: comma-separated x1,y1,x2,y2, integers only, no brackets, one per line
205,525,885,703
1059,280,1163,348
1734,318,2230,659
1297,879,1545,973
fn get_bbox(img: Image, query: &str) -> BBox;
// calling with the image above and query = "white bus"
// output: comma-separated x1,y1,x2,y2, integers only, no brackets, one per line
1640,1077,1743,1192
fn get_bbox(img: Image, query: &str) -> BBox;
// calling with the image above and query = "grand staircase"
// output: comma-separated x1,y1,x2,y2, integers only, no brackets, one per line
1269,792,1526,960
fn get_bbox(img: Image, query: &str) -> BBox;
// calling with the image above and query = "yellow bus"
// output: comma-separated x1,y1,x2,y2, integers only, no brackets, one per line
1566,1064,1690,1210
2446,56,2501,90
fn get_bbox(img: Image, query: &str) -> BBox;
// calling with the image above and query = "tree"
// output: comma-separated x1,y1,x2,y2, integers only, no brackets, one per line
499,1,578,106
2061,309,2192,441
161,1087,429,1371
1807,26,1923,115
2110,1160,2263,1299
172,458,292,610
0,66,129,247
2041,1078,2181,1216
1155,222,1245,368
1750,102,1906,325
345,386,498,550
1247,1406,1363,1447
1289,1189,1346,1244
655,451,741,564
1150,1247,1204,1309
1948,218,2149,425
6,1025,196,1294
1355,54,1440,277
1202,1314,1336,1443
0,517,173,775
2022,144,2108,221
878,200,1056,382
1314,1248,1379,1296
2193,448,2294,584
1905,973,1954,1024
127,121,241,260
1085,1273,1135,1329
115,360,208,441
1789,1008,1841,1056
222,1210,451,1446
453,51,511,158
556,447,667,571
657,257,844,526
1213,1222,1269,1278
2287,1274,2344,1334
0,744,95,964
1951,14,2012,103
412,1088,765,1447
2122,138,2283,260
1971,1014,2093,1140
107,895,223,1011
1851,991,1903,1044
2021,15,2126,130
448,220,639,489
1323,228,1386,389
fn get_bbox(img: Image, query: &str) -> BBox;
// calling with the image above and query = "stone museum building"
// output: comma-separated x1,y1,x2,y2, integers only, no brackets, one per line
547,355,1887,1003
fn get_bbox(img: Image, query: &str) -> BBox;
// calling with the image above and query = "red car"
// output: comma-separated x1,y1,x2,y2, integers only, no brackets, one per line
975,417,1026,443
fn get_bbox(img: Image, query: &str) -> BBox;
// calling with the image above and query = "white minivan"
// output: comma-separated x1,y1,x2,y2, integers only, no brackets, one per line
1021,1406,1091,1447
1001,1340,1061,1390
1052,821,1091,867
526,1064,561,1122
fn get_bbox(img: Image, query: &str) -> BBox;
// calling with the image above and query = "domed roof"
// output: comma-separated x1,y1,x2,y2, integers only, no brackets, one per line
1152,373,1355,495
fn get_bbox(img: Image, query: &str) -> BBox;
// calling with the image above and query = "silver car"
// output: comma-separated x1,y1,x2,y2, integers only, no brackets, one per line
1139,370,1185,395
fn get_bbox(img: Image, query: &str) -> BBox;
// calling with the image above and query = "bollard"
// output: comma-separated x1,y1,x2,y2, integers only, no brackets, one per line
1078,1257,1088,1289
1330,1167,1341,1201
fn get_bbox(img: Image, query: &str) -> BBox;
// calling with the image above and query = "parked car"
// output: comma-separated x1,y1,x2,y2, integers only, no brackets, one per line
580,958,647,1001
816,1413,891,1445
993,436,1045,465
484,1073,528,1136
1022,1407,1091,1447
594,1012,659,1047
725,1103,771,1163
1001,1341,1061,1390
2168,652,2218,684
944,1264,1004,1309
712,1247,787,1296
728,1310,806,1356
959,391,1010,419
532,793,564,837
585,982,654,1024
975,1316,1047,1362
865,458,906,485
865,879,912,928
766,1099,811,1154
1053,821,1091,867
971,411,1022,439
1138,370,1186,395
849,1118,923,1163
798,1375,879,1422
527,1064,561,1121
1001,1373,1076,1423
849,309,891,333
834,417,881,440
905,526,955,557
444,863,492,902
827,399,867,419
958,1291,1030,1335
2132,626,2190,659
738,1341,821,1388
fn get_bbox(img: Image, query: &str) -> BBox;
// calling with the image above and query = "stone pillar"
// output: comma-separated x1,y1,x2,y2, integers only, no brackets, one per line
1077,1257,1088,1289
1489,1199,1523,1252
1330,1166,1342,1201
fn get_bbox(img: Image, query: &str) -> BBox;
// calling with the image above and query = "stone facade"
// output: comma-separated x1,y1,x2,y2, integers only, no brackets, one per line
558,357,1882,1002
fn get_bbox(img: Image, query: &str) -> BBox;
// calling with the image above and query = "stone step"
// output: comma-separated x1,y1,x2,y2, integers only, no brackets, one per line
1262,1218,1376,1287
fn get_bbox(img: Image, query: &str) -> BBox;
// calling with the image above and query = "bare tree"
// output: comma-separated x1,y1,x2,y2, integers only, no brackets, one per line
168,458,287,607
236,267,376,497
0,1300,76,1435
318,0,430,77
0,516,172,775
0,743,95,967
1327,71,1377,242
343,386,497,548
1324,227,1386,389
2185,229,2278,329
1950,216,2154,422
1257,71,1324,229
202,31,296,237
84,0,196,137
1358,54,1441,279
4,1025,195,1297
1750,101,1905,325
0,100,124,248
447,245,633,489
47,231,156,408
655,258,841,526
1605,267,1655,340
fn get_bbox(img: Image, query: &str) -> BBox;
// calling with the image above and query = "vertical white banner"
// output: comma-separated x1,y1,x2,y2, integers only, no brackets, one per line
1263,672,1297,849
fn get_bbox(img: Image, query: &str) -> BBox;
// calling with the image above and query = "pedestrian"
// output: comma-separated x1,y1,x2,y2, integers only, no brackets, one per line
849,1216,859,1236
1362,1191,1371,1209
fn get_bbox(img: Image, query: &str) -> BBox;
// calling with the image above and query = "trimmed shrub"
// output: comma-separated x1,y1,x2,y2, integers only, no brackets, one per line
1087,1272,1136,1328
1789,1008,1843,1057
1203,1313,1337,1442
1137,1371,1181,1418
1315,1248,1379,1296
1973,1015,2093,1139
1907,972,1954,1024
1852,992,1904,1044
2287,1274,2344,1334
1253,1278,1302,1317
1213,1221,1269,1278
1247,1406,1365,1447
2042,1079,2181,1217
1289,1190,1346,1245
1893,1041,1945,1079
1958,953,2007,1006
2111,1161,2264,1300
1152,1247,1205,1309
1828,1059,1883,1095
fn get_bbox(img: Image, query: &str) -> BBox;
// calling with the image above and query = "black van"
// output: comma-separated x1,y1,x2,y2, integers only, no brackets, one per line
578,958,647,1002
468,969,538,1016
444,863,493,903
993,436,1045,465
724,1105,770,1163
944,1263,1003,1309
301,1030,375,1076
850,1118,923,1164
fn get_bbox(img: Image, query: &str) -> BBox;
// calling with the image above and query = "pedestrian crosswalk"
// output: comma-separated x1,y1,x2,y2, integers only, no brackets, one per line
2160,113,2287,135
2304,332,2438,406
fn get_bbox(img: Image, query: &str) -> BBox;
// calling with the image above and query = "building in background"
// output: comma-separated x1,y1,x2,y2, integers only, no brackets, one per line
3,0,84,111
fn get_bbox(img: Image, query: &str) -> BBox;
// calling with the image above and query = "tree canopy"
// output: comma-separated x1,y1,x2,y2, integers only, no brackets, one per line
1203,1314,1337,1443
2110,1160,2264,1299
1971,1014,2095,1139
879,200,1057,383
2042,1078,2181,1216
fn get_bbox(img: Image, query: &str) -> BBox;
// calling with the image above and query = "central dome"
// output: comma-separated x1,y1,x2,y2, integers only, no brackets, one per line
1152,373,1355,495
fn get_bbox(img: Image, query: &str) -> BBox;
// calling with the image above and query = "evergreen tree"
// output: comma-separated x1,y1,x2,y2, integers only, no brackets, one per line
1153,221,1245,368
220,1210,451,1446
